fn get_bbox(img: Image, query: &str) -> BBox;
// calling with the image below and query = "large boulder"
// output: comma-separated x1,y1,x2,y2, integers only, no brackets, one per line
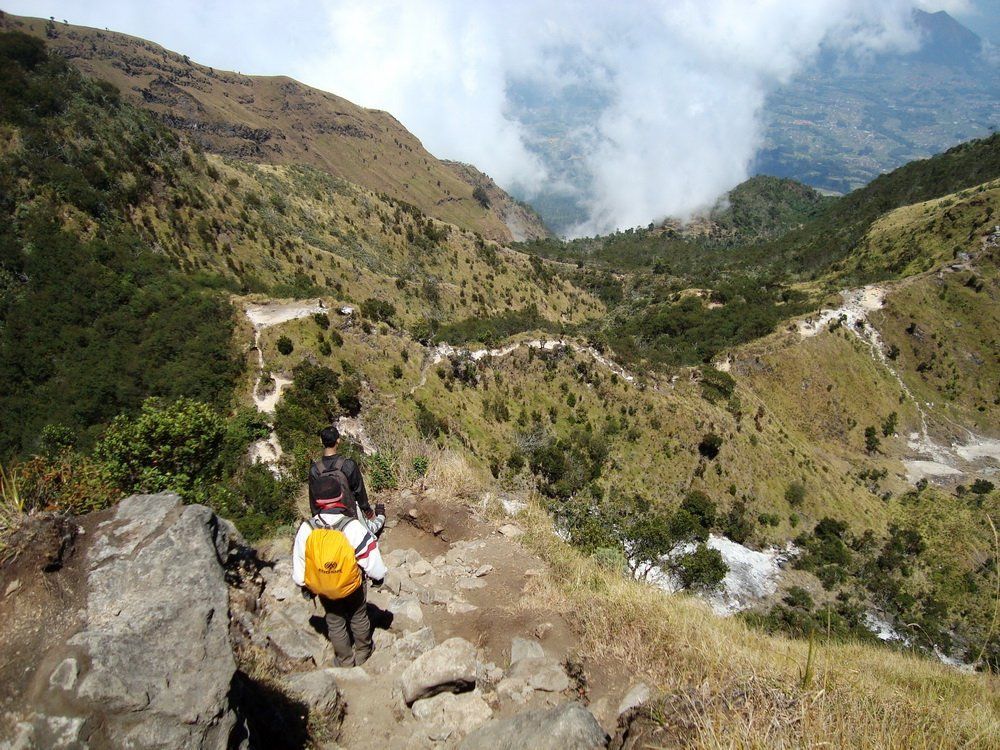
398,637,477,705
1,494,243,749
459,702,608,750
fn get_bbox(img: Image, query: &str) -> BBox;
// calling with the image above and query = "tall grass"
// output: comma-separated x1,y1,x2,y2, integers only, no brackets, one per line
0,463,26,548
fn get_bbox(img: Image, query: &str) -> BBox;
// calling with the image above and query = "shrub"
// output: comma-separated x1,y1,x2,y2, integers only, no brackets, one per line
38,424,76,457
16,451,121,515
94,397,226,498
365,452,397,492
970,479,994,495
784,481,806,507
412,455,430,477
276,336,294,356
313,312,330,329
361,298,396,324
672,543,728,591
680,489,716,529
881,412,898,438
698,432,723,459
864,426,880,454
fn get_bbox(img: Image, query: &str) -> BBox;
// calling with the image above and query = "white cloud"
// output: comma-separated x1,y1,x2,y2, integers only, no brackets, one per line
299,1,935,236
9,0,954,236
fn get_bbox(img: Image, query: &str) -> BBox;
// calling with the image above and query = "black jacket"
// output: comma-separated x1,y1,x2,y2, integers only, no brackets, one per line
308,455,371,516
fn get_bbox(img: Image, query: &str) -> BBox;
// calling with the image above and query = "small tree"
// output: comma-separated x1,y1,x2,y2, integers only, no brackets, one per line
864,426,881,454
672,544,727,591
785,481,806,507
698,432,723,460
881,412,898,438
276,335,294,355
95,398,225,497
971,479,995,495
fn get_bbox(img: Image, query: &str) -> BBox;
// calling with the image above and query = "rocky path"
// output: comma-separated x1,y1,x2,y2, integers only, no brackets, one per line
253,490,642,749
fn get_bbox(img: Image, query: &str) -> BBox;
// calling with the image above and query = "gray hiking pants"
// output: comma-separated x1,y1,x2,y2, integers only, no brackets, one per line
320,585,372,667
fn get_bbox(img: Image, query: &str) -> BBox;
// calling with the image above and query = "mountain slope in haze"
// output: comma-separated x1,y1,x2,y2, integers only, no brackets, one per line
0,12,549,244
757,9,998,194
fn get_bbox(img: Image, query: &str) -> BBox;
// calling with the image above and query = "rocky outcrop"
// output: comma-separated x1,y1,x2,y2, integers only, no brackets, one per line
2,494,245,749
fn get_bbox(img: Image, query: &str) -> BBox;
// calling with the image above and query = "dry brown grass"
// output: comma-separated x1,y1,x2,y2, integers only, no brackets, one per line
424,448,489,501
512,497,1000,749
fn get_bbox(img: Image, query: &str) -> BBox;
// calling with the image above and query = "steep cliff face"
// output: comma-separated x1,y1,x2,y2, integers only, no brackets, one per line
1,13,549,243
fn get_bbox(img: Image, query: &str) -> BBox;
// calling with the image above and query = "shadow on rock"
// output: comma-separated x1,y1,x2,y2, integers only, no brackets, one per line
231,670,311,750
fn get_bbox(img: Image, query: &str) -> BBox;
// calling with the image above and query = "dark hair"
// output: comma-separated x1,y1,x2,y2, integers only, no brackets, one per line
319,425,340,448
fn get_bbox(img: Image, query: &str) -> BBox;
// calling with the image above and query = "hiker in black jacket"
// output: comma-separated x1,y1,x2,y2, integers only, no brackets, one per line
310,426,385,534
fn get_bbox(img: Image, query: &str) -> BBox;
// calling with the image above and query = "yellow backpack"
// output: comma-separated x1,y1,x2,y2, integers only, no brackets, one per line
303,516,362,600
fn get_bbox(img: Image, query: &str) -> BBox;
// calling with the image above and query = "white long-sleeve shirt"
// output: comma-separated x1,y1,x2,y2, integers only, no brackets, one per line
292,512,388,587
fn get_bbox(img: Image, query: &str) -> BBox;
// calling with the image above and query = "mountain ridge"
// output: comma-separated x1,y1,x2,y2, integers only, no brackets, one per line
0,12,549,244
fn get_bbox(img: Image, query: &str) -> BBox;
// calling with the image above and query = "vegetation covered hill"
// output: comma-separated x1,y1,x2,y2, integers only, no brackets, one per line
0,12,549,244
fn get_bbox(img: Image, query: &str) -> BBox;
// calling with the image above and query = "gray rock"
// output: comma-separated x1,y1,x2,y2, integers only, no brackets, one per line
495,676,533,704
383,568,408,595
392,626,437,661
63,494,239,749
283,669,345,716
507,657,570,692
411,691,494,741
327,666,370,683
387,596,424,629
497,524,524,539
473,564,494,577
616,682,651,717
418,588,452,605
510,637,544,665
373,629,398,650
48,658,78,691
266,611,329,665
456,577,488,590
459,702,607,750
409,559,433,577
399,637,478,705
5,578,20,597
447,600,478,615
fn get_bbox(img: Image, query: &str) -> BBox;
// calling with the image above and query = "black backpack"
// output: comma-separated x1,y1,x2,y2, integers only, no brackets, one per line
309,456,356,516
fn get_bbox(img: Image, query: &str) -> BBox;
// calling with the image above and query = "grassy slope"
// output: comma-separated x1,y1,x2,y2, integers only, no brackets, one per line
132,155,601,327
1,13,547,243
512,495,999,748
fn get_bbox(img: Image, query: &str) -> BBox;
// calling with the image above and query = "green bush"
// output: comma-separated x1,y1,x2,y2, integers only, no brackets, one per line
784,481,806,507
412,455,430,477
698,433,723,460
276,335,294,355
672,543,727,591
94,397,226,498
361,298,396,324
365,452,397,492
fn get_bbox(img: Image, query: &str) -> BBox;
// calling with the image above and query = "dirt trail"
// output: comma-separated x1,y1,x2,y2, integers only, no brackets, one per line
795,284,1000,485
258,491,635,748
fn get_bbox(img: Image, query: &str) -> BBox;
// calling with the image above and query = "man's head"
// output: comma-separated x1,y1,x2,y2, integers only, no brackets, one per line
319,425,340,449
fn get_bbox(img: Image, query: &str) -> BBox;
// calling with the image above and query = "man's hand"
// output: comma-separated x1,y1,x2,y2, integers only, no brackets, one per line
374,502,386,517
300,586,315,601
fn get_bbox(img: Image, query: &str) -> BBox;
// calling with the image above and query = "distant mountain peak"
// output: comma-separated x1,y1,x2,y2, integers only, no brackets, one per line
911,8,984,66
